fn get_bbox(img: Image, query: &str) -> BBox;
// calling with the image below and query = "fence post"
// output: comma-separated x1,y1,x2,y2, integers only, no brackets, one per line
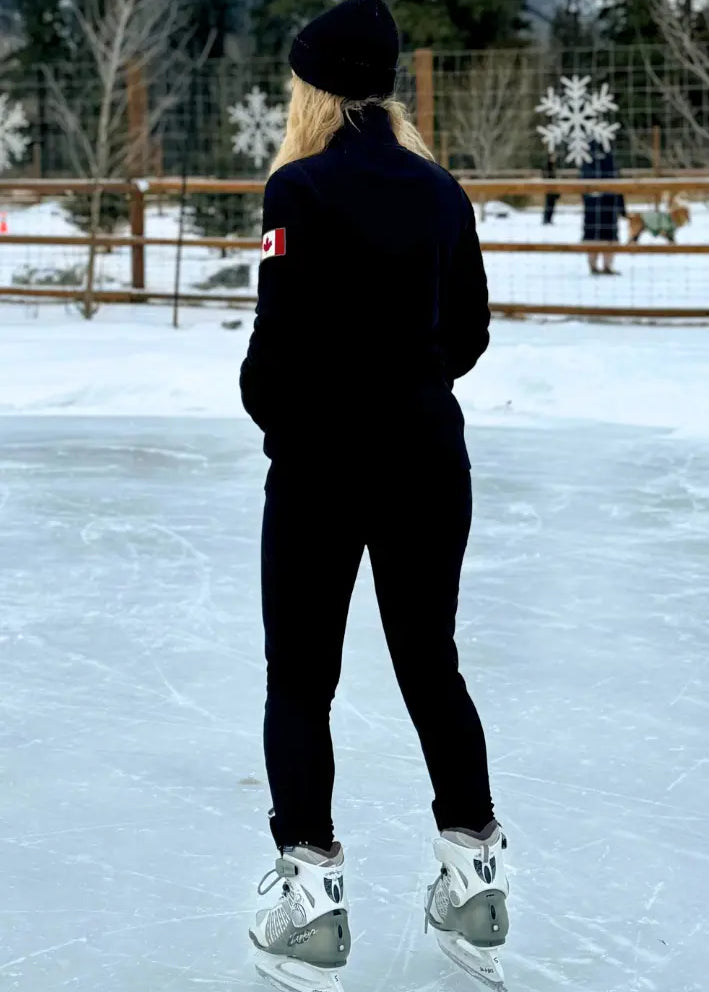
131,185,145,292
126,60,149,177
414,48,435,155
127,60,149,293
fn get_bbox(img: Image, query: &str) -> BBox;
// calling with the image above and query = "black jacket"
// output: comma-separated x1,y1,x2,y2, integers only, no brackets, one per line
580,146,626,222
240,106,490,470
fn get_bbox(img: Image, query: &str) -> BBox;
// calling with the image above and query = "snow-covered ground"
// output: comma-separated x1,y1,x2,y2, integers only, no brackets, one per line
1,307,708,992
1,304,708,437
475,200,709,309
0,201,261,300
1,197,707,309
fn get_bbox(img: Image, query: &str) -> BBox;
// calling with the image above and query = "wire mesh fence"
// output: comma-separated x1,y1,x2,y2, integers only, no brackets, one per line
435,47,709,175
471,185,709,317
0,44,707,186
1,179,707,317
1,39,708,318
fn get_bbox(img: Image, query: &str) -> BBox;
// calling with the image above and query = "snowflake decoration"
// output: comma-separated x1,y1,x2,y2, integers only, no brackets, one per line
0,94,30,174
228,88,287,169
536,75,620,168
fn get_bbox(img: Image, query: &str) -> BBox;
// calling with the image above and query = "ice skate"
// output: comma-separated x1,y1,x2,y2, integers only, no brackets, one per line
425,821,510,992
250,843,351,992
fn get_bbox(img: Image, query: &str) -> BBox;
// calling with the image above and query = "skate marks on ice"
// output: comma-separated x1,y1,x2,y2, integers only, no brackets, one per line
339,424,709,992
467,428,709,992
1,418,708,991
253,948,345,992
0,418,268,992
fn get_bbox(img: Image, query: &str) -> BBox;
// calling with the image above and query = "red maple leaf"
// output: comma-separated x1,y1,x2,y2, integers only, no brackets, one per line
263,236,272,253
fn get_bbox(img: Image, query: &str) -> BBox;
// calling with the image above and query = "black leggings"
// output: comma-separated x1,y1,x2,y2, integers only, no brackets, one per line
261,462,494,850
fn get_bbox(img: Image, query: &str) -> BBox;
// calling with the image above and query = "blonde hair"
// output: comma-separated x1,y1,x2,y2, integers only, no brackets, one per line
270,74,435,175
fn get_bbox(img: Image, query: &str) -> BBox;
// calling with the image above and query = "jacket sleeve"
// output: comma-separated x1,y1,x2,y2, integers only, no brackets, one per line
240,166,314,432
438,189,491,383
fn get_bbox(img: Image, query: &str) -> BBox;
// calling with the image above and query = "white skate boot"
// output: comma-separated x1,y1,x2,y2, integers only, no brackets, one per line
425,821,510,991
250,843,351,992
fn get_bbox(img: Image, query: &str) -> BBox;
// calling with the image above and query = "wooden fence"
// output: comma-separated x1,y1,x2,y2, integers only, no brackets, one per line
1,177,708,318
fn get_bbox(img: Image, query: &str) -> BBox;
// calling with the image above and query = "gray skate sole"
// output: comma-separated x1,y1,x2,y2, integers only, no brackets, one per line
429,890,509,947
250,909,351,968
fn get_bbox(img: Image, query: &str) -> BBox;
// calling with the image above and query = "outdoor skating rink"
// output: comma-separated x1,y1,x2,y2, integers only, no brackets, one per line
1,307,708,991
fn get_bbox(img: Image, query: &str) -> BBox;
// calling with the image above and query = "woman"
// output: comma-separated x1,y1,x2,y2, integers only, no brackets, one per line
581,142,626,275
241,3,510,990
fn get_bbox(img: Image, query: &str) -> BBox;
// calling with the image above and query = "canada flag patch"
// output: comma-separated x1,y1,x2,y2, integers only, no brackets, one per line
261,228,286,261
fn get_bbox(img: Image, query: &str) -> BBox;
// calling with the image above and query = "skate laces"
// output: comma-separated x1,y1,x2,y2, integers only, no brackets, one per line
257,856,298,895
424,866,447,935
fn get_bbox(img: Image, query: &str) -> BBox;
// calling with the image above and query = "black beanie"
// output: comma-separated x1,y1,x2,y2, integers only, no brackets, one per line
289,0,400,101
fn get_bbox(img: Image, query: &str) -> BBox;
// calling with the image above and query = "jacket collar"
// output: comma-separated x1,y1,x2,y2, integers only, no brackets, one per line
331,105,399,148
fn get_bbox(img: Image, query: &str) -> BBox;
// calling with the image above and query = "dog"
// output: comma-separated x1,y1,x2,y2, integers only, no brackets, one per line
626,194,691,244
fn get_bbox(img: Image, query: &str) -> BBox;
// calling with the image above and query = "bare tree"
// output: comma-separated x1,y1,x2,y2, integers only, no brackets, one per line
441,51,535,218
43,0,212,318
643,0,709,168
627,122,707,172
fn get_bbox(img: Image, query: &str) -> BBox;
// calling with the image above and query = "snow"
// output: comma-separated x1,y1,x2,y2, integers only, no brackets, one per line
1,305,709,440
0,201,262,298
1,195,707,311
0,307,248,419
475,199,709,310
1,307,708,992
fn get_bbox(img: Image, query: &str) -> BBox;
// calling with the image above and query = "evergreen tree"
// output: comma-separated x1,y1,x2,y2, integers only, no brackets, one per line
695,3,709,43
595,0,664,44
188,64,264,252
189,124,251,254
14,0,72,63
250,0,530,57
176,0,249,58
64,192,132,240
550,1,598,48
189,184,262,256
10,1,73,174
433,0,530,49
250,0,330,59
390,0,471,49
185,0,230,56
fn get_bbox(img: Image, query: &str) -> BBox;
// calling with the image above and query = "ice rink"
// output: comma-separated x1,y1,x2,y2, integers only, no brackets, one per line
1,309,708,991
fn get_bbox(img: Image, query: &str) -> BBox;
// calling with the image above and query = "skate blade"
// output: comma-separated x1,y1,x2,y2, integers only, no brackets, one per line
254,948,345,992
435,931,507,992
